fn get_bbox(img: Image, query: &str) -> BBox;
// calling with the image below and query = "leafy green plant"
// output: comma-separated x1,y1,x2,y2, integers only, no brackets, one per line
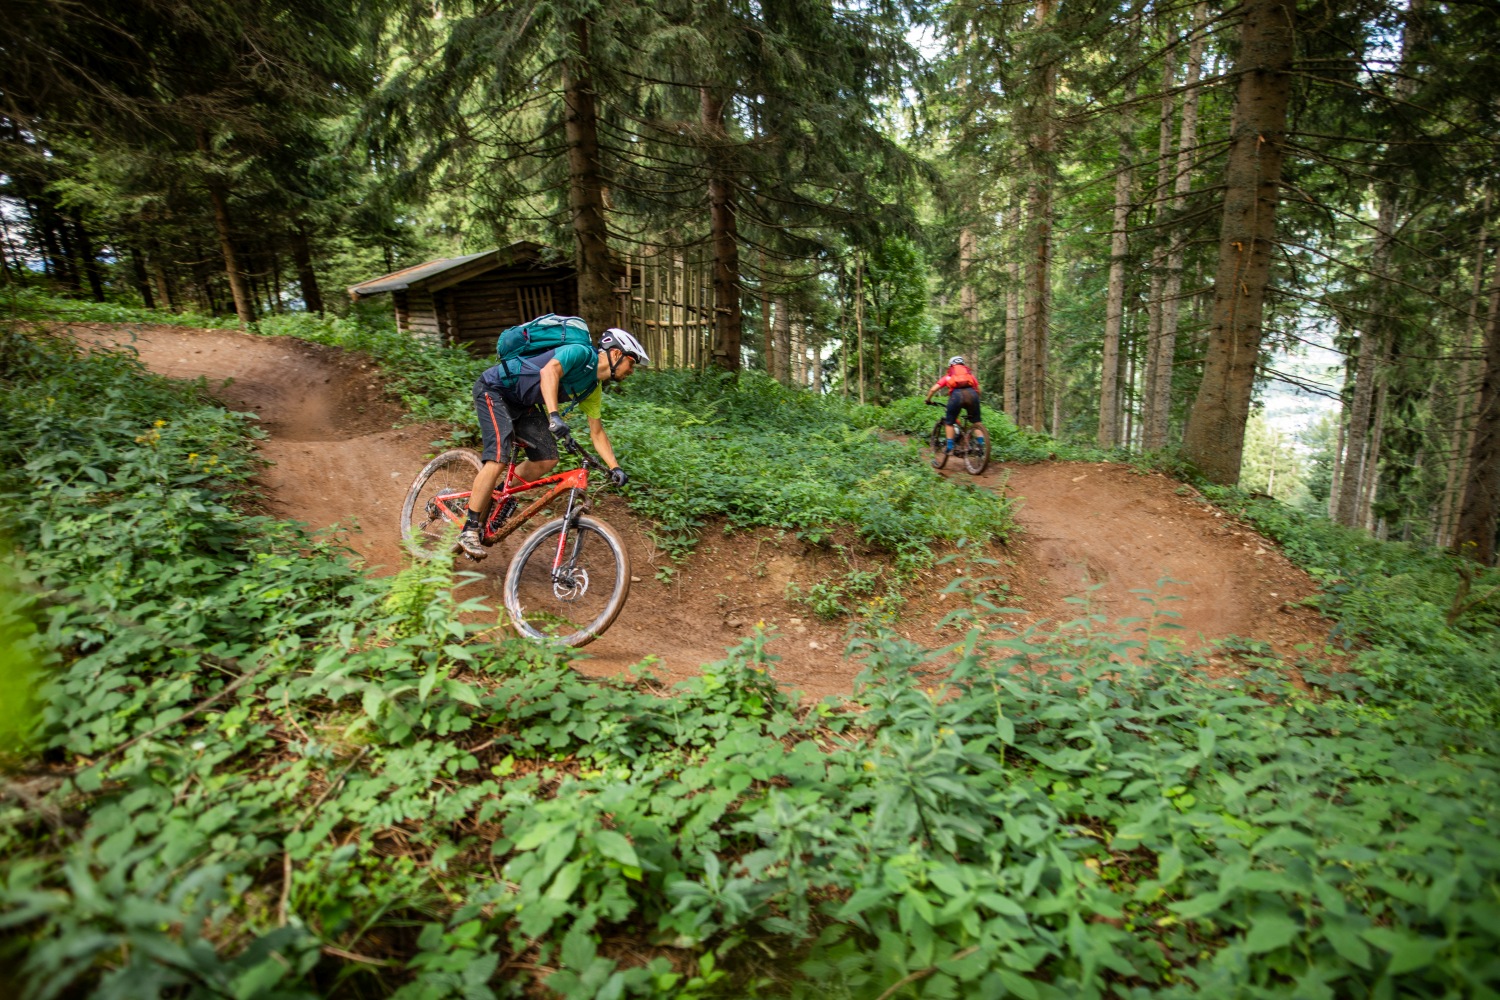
1200,483,1500,729
6,310,1500,1000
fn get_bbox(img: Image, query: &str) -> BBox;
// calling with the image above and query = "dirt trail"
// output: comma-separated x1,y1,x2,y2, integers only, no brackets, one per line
69,324,1332,696
960,461,1330,655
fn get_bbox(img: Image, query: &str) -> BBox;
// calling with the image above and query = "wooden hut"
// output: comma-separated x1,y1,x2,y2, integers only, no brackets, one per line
349,240,717,367
347,241,609,354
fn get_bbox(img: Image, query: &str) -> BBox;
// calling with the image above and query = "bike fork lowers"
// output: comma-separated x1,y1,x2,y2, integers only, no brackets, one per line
551,488,589,579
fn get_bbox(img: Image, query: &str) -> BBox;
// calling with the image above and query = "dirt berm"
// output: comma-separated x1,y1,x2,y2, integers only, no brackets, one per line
68,323,1333,698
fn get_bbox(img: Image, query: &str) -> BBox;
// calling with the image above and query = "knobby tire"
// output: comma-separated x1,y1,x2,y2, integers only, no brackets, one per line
400,448,482,559
929,420,950,469
962,430,989,475
503,515,631,648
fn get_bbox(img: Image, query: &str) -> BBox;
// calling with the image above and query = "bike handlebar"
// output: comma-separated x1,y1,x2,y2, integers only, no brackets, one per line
560,434,599,468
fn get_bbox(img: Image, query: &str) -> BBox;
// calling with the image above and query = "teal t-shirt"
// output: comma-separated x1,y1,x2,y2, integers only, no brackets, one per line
481,345,600,410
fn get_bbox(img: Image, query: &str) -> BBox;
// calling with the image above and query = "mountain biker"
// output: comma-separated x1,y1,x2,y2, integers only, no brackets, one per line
924,355,987,458
455,327,650,561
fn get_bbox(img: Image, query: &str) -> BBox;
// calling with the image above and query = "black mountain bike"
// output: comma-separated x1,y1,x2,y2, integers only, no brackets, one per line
927,400,990,474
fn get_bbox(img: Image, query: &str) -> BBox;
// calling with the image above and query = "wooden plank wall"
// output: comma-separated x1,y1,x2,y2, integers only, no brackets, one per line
405,289,443,345
395,258,711,368
440,268,577,356
393,291,410,334
620,253,713,370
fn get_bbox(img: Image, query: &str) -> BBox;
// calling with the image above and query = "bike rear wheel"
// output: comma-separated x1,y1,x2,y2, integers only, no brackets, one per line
962,429,989,475
929,420,950,469
400,448,481,559
503,515,631,647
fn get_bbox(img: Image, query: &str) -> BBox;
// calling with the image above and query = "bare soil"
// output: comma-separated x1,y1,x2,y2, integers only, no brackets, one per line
66,323,1334,697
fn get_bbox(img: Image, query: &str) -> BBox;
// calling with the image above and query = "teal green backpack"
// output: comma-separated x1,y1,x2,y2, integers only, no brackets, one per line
495,314,594,375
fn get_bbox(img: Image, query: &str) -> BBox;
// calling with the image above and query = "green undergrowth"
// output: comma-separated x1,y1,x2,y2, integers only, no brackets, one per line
254,311,1018,619
4,326,1500,998
1,286,241,331
604,370,1014,620
852,396,1119,465
1199,484,1500,731
13,295,1015,622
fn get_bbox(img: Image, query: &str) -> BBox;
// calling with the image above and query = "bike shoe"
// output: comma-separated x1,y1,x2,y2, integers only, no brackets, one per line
455,529,487,561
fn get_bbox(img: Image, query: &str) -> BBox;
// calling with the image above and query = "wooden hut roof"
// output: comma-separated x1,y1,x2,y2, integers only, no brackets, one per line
346,241,566,300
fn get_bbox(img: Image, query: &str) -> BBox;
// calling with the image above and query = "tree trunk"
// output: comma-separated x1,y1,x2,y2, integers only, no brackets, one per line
1021,183,1052,431
71,217,105,302
1337,185,1403,528
1020,0,1056,432
291,223,324,315
959,225,979,362
1180,0,1295,484
269,248,284,314
125,247,152,309
1335,325,1381,524
702,86,742,371
761,295,775,378
1124,319,1138,448
1327,412,1345,520
838,282,848,401
1439,196,1491,546
1006,258,1021,419
856,255,866,406
1148,4,1207,451
1361,379,1388,530
773,296,792,385
149,253,176,312
563,21,615,335
198,130,256,325
1098,134,1133,448
1142,48,1176,450
1454,265,1500,564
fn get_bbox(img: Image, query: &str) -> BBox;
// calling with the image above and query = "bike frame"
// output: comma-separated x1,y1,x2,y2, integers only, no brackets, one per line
430,460,590,545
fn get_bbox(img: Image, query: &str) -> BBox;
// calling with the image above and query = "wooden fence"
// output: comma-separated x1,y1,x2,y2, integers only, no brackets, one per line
617,251,714,370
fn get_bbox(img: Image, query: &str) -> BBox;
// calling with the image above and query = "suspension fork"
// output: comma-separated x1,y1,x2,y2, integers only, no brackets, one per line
551,488,590,575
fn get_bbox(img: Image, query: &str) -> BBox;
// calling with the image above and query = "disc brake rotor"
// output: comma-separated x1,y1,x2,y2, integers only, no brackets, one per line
553,567,589,602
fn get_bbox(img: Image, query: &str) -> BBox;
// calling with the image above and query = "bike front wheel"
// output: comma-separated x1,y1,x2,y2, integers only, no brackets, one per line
962,429,989,475
929,420,950,469
400,448,481,559
503,515,631,647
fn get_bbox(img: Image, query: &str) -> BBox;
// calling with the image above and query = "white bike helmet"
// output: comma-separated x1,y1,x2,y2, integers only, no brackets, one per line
948,355,966,367
601,328,651,366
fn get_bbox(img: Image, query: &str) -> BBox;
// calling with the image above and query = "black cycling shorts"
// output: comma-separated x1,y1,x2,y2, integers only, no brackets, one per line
943,387,981,426
473,381,557,466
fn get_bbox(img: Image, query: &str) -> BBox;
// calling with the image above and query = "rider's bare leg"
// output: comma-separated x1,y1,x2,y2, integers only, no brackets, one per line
510,458,558,485
465,461,505,518
945,424,957,441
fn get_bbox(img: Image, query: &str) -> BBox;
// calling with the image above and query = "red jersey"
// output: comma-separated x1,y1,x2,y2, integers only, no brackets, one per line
935,364,979,393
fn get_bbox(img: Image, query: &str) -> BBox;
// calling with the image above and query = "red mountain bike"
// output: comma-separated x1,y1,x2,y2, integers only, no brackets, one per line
399,437,630,647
